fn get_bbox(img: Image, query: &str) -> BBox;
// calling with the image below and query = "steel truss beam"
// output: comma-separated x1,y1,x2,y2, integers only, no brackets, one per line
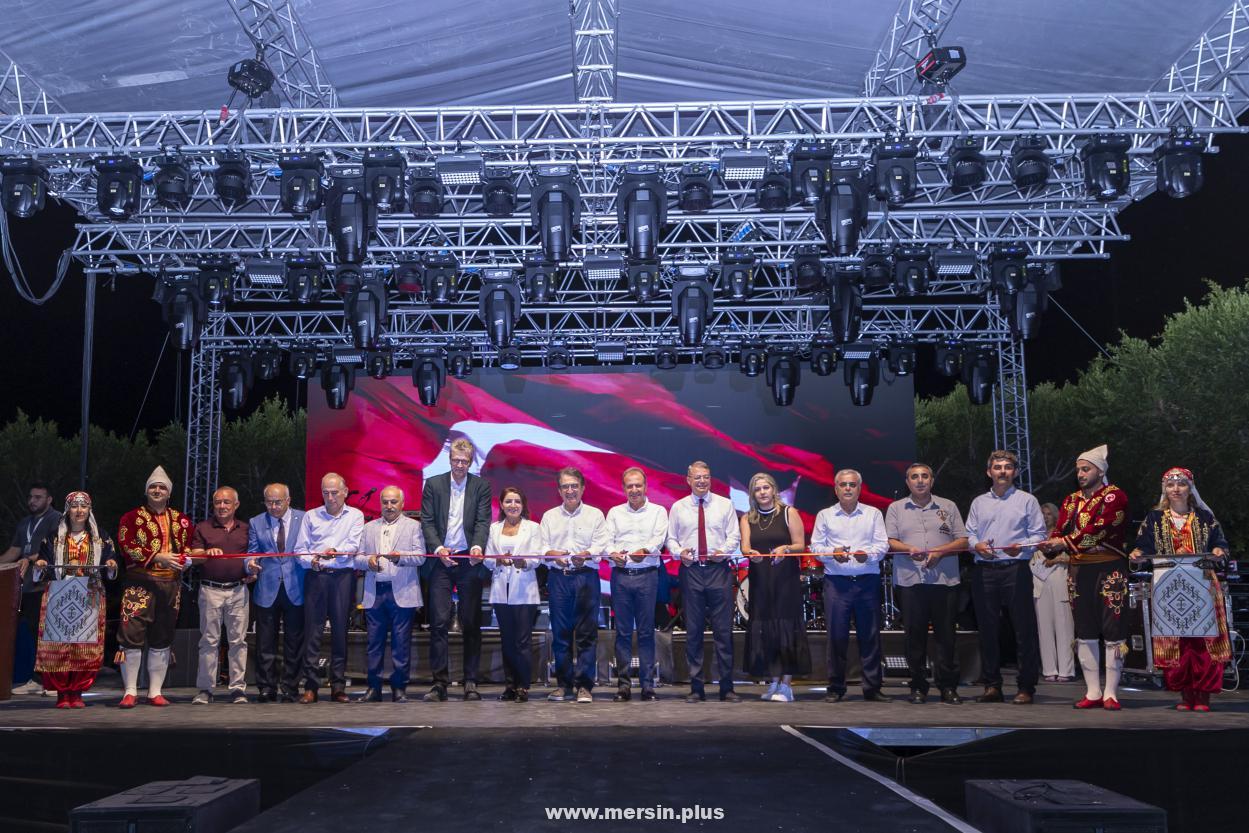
570,0,619,104
864,0,963,98
991,336,1031,491
228,0,338,108
185,319,223,521
0,52,63,116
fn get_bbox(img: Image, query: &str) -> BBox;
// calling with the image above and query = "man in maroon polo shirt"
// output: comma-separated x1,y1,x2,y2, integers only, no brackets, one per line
189,487,254,704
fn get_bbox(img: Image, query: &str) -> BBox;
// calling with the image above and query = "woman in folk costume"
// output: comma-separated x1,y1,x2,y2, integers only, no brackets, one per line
1129,467,1232,712
33,492,118,708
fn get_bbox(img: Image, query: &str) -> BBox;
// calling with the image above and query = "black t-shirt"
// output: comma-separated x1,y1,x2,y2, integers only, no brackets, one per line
9,510,61,593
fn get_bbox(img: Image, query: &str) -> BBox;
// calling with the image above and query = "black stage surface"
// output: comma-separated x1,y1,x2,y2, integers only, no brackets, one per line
3,674,1245,831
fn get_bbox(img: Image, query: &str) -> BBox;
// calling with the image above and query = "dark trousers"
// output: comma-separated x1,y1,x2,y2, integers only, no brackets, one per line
970,560,1040,694
494,603,538,690
680,563,735,695
302,568,353,693
254,584,305,697
611,568,658,688
898,583,959,694
427,558,486,688
364,583,415,692
548,569,599,691
824,574,883,695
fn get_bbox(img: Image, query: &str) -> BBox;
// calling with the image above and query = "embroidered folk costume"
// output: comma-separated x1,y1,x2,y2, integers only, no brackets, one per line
116,466,194,707
35,492,117,708
1132,467,1231,712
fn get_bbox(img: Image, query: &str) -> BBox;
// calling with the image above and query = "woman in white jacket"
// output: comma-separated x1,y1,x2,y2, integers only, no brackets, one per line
1032,502,1075,681
485,486,544,702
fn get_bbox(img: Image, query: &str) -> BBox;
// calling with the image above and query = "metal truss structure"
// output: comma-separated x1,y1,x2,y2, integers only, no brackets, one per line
570,0,620,104
864,0,963,98
0,52,62,117
186,319,224,521
228,0,339,108
992,336,1031,492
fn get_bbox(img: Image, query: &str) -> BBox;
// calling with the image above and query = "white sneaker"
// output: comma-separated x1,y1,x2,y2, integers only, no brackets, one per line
762,681,778,701
192,690,212,705
771,683,794,703
11,681,41,695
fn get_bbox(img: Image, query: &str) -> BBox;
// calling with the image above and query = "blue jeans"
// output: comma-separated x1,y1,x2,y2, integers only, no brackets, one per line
364,582,415,691
610,568,658,688
548,569,599,691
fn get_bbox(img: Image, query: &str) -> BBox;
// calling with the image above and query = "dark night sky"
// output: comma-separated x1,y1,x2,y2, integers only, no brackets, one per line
2,132,1246,437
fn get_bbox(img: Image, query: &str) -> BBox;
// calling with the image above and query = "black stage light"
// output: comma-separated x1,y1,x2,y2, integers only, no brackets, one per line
218,351,253,411
524,258,555,304
961,347,997,404
595,340,628,364
534,164,581,264
654,342,678,370
152,155,191,210
155,275,205,351
887,342,916,376
583,253,625,282
1154,129,1204,199
197,257,235,308
321,360,356,410
478,267,522,347
672,266,714,346
947,137,987,193
435,153,484,186
285,255,324,304
254,347,282,381
755,166,790,211
871,140,918,207
407,174,443,218
277,152,324,216
366,350,392,380
243,257,284,290
766,352,801,406
935,344,963,377
915,45,966,87
678,162,714,212
447,342,473,378
809,340,837,376
363,148,407,215
739,342,766,377
545,340,572,369
395,259,425,296
627,262,658,302
790,245,825,294
701,340,726,369
828,268,863,343
227,57,275,99
861,247,893,287
0,157,47,218
790,141,833,207
1080,134,1131,201
412,349,446,406
341,270,388,349
931,247,978,278
989,244,1028,294
893,246,932,295
840,343,881,407
212,151,252,209
94,156,141,220
326,164,373,264
497,346,522,371
618,162,666,263
721,250,755,300
1003,263,1056,341
1010,136,1051,192
422,253,459,303
822,159,867,256
718,149,770,182
481,168,517,216
288,349,317,380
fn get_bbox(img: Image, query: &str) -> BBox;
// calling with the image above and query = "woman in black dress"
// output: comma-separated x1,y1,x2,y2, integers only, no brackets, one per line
740,472,810,702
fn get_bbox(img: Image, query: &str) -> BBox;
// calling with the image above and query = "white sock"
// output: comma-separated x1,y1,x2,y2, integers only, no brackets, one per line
122,649,143,696
1103,641,1125,702
1077,639,1102,700
146,648,171,698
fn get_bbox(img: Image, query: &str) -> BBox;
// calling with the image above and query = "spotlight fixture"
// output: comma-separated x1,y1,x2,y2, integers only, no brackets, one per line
720,250,756,300
407,172,443,218
227,56,275,99
861,247,893,287
886,342,916,376
678,162,714,212
989,244,1028,294
935,344,963,377
340,269,388,349
1010,136,1051,192
320,358,357,410
497,346,523,371
152,155,191,210
930,247,978,278
961,347,997,404
718,149,770,182
326,164,374,264
285,255,324,304
946,137,987,193
583,253,625,282
212,151,252,209
595,340,628,363
524,258,555,304
533,163,581,263
840,343,881,407
411,349,447,406
277,152,324,216
618,162,666,263
478,267,522,347
0,157,48,218
627,261,659,302
755,165,791,211
892,246,932,295
447,342,473,378
481,168,517,217
288,349,317,380
366,350,392,380
94,156,142,220
254,347,282,381
789,141,833,207
363,148,407,215
434,153,484,186
739,341,766,377
821,158,867,256
218,351,253,411
395,259,425,296
545,340,572,369
701,340,726,369
654,342,679,370
871,140,918,207
828,268,863,343
672,265,714,346
422,252,459,303
1080,134,1131,201
790,245,826,294
197,257,235,308
154,275,205,351
809,339,837,376
765,352,801,407
1001,263,1057,341
1154,128,1204,199
915,45,967,87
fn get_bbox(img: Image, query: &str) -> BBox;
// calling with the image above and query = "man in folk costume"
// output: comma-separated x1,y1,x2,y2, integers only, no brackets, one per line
33,492,118,708
1041,445,1131,711
116,466,195,708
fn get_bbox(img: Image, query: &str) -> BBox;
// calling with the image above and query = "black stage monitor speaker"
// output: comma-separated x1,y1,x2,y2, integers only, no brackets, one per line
966,779,1166,833
72,776,260,833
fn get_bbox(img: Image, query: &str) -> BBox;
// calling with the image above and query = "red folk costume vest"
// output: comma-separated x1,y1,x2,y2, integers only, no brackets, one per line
117,505,195,579
1055,483,1129,564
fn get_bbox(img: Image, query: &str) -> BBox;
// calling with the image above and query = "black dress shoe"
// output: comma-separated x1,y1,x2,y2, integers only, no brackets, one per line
977,687,1004,703
909,690,927,705
515,689,529,703
258,690,278,703
463,686,482,702
685,690,706,703
640,689,657,701
824,692,845,703
356,688,383,703
391,689,409,703
279,691,298,703
613,687,632,702
863,690,892,703
940,689,963,705
720,691,742,703
423,687,447,702
499,688,518,702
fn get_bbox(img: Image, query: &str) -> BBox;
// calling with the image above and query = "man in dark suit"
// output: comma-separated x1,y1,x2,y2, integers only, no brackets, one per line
420,438,493,701
245,483,307,702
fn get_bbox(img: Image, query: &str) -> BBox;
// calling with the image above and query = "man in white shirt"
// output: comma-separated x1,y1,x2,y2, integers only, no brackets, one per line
294,472,365,703
811,469,891,703
246,483,306,703
541,467,609,703
356,486,425,702
667,461,742,703
605,467,669,702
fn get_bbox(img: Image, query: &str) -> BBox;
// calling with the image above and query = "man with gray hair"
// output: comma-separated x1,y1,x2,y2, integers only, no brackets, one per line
189,486,254,705
246,482,306,702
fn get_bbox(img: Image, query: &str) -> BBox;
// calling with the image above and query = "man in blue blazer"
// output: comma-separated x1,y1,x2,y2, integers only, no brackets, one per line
246,483,307,702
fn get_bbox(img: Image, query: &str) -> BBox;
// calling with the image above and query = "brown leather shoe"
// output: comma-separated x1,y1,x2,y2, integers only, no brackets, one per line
330,691,350,703
976,686,1004,703
298,690,318,704
1012,692,1034,705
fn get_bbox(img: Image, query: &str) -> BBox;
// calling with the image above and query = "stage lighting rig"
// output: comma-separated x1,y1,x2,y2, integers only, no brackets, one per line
654,342,679,370
790,246,825,294
218,351,253,411
718,149,770,182
0,157,47,218
886,342,916,376
1010,136,1051,192
285,255,324,304
447,342,473,378
155,274,206,351
1154,128,1204,199
524,258,555,303
94,156,141,220
739,342,766,377
989,244,1028,294
394,259,425,296
152,155,191,210
828,267,863,344
339,268,388,349
931,247,978,278
947,137,987,193
288,349,317,380
422,253,459,303
435,153,484,186
672,265,714,346
481,168,517,217
821,159,867,256
197,257,235,308
840,343,881,407
720,250,756,300
595,341,628,364
766,352,801,407
363,148,407,215
755,164,790,211
861,247,893,288
212,151,252,209
479,267,522,347
366,350,392,380
935,344,963,377
678,163,714,212
545,340,572,369
497,346,523,371
809,340,837,376
915,45,966,87
701,340,726,370
326,164,374,264
277,152,324,216
893,246,932,295
583,253,625,282
227,55,275,100
533,164,581,263
321,352,359,410
871,140,918,207
411,349,446,406
254,347,282,381
407,172,443,218
1002,263,1058,341
961,347,997,404
1080,134,1131,201
627,262,659,302
618,163,666,263
790,142,833,207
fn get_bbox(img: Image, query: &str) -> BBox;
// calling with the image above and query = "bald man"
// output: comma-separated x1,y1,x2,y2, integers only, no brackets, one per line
190,486,254,704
